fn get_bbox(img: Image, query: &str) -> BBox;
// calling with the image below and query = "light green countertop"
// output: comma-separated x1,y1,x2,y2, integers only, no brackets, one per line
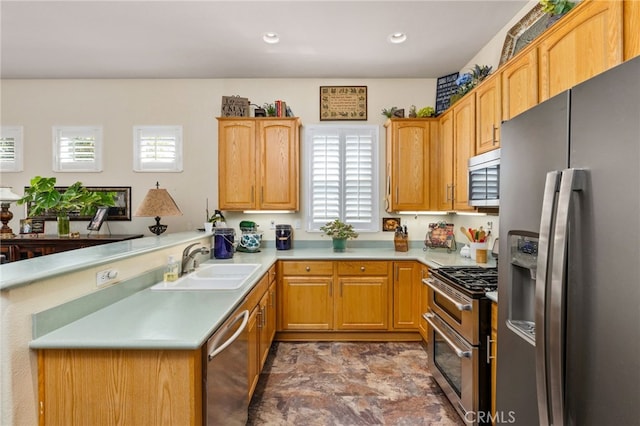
29,246,495,351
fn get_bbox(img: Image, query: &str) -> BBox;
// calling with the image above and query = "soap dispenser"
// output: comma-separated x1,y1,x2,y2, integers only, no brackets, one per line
164,256,180,282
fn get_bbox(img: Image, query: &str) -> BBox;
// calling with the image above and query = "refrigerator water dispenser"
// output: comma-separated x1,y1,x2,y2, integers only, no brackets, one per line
506,231,538,346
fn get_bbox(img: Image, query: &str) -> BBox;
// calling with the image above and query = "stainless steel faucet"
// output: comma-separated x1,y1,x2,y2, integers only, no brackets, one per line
181,243,211,275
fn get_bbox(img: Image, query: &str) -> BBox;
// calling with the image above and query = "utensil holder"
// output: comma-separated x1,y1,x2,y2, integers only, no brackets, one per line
394,235,409,252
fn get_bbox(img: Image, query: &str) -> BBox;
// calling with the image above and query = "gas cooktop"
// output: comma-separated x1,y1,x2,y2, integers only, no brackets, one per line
433,266,498,294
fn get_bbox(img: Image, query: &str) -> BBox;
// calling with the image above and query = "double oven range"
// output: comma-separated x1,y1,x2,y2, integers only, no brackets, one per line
423,266,497,425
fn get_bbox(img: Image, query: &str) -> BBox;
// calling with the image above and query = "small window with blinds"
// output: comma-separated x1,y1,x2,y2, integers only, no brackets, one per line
0,126,24,172
306,125,379,232
133,126,183,172
52,126,103,172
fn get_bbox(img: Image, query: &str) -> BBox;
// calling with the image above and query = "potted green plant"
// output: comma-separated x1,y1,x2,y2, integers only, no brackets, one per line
319,219,358,252
17,176,116,237
263,103,277,117
540,0,576,16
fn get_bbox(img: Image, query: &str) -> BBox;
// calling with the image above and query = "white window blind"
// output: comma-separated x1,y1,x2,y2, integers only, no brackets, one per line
0,126,23,172
133,126,183,172
306,125,379,232
52,126,103,172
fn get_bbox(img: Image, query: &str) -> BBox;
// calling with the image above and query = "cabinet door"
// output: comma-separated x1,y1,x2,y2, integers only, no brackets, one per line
258,119,300,210
392,262,420,329
435,111,454,211
218,119,257,210
258,291,270,370
502,49,539,120
386,119,434,211
418,265,429,341
491,302,498,424
624,0,640,60
280,276,333,330
335,276,389,330
267,281,277,343
475,73,502,154
453,94,475,211
538,0,623,101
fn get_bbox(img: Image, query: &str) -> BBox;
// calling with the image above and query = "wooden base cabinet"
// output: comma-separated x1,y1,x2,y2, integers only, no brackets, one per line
418,265,429,341
38,349,203,425
392,262,420,330
278,261,391,332
490,301,498,425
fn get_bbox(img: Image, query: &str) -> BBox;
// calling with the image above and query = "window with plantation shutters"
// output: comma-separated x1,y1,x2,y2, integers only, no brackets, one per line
133,126,183,172
306,125,379,232
52,126,103,172
0,126,23,172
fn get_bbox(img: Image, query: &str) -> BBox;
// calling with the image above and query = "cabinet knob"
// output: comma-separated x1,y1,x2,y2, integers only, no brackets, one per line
305,266,311,272
360,266,365,272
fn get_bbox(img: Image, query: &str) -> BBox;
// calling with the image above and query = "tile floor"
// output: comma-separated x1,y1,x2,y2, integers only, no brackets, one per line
247,341,464,425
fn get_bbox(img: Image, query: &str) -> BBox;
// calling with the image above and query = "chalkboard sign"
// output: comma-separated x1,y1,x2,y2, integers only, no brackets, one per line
435,72,460,114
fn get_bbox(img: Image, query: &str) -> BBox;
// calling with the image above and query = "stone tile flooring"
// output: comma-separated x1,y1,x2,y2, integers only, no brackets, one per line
247,341,464,425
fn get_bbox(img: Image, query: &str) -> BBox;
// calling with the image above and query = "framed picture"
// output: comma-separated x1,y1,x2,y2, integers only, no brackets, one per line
320,86,367,121
382,217,401,232
25,186,131,221
19,219,32,234
87,206,109,231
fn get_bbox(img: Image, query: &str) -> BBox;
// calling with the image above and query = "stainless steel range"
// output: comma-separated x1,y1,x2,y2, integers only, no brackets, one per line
423,266,496,425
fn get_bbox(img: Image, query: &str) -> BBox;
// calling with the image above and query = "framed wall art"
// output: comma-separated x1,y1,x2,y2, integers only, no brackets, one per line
320,86,367,121
24,186,131,221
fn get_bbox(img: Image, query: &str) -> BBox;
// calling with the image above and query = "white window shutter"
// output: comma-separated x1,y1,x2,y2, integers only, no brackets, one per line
306,125,379,232
133,126,183,172
52,126,103,172
0,126,24,172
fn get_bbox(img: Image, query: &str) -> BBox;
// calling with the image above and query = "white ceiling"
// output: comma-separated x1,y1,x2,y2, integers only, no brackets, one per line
1,0,529,79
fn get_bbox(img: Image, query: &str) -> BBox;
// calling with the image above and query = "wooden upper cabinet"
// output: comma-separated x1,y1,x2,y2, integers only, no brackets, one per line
475,72,502,154
452,94,475,211
258,120,300,210
502,49,539,121
385,119,436,211
538,0,623,101
624,0,640,60
218,119,256,210
434,110,454,211
218,117,300,211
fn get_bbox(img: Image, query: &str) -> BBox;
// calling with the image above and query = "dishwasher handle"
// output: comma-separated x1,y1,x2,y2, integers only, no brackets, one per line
207,309,249,361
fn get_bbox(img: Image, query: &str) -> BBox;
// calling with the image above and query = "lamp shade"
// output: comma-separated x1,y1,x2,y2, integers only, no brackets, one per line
0,187,21,203
134,188,182,218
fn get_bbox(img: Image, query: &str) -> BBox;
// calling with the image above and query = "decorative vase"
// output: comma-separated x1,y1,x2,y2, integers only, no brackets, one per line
57,213,70,238
332,238,347,252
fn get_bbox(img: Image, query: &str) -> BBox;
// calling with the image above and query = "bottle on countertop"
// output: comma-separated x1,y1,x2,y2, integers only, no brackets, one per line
164,256,180,282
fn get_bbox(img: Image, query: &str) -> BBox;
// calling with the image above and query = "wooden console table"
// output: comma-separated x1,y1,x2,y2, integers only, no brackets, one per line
0,234,144,262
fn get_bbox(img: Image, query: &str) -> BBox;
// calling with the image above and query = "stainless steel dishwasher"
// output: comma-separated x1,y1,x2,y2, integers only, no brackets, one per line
204,309,249,425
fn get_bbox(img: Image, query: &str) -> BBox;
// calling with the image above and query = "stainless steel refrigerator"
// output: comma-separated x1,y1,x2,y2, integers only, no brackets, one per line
497,56,640,425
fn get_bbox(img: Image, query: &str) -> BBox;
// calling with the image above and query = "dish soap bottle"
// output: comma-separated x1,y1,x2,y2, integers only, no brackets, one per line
164,256,180,282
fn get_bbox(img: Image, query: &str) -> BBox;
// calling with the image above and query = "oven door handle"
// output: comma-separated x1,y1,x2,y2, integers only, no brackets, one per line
424,312,472,358
423,279,472,311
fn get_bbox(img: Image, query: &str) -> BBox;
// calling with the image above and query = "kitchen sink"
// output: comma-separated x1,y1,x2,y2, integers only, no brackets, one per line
150,263,261,291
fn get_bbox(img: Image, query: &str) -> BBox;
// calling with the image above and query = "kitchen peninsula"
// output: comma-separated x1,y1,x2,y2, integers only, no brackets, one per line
2,232,494,425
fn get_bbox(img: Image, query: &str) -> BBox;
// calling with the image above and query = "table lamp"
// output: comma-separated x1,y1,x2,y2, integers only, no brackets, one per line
134,182,182,235
0,187,22,239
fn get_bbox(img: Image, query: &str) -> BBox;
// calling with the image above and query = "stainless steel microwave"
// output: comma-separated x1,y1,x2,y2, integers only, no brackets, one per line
468,149,500,207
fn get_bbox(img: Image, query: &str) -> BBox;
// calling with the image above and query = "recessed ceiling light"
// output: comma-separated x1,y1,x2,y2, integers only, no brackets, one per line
388,32,407,44
263,32,280,44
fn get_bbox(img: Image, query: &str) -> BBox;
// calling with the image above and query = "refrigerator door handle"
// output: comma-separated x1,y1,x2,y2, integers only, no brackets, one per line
535,170,561,426
548,168,586,425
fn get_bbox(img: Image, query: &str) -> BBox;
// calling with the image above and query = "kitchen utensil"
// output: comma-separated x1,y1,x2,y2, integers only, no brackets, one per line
460,226,474,242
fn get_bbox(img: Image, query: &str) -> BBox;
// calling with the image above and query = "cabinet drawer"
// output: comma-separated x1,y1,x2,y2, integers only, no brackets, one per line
281,261,333,276
337,261,389,276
